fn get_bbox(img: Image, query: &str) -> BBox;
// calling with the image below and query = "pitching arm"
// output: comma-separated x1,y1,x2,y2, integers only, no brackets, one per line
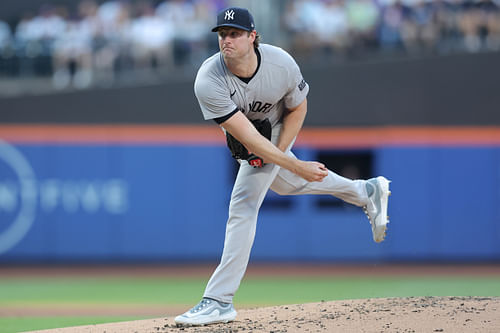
220,110,327,182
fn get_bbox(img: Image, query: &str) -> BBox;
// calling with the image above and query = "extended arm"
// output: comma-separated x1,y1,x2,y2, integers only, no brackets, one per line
221,110,327,182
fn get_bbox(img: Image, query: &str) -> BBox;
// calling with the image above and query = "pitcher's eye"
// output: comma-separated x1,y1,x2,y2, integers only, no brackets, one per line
218,30,243,39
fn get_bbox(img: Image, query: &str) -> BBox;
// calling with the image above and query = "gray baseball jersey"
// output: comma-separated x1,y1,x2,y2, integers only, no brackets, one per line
194,43,309,127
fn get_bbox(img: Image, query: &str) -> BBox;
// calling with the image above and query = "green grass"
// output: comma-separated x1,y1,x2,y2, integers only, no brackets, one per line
2,276,499,306
0,277,207,306
0,316,147,333
1,275,499,332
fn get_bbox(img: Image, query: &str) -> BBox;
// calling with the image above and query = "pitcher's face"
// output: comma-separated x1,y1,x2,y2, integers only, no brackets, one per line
218,27,255,59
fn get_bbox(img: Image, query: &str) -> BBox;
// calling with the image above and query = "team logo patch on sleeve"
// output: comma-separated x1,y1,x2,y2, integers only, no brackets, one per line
298,78,306,91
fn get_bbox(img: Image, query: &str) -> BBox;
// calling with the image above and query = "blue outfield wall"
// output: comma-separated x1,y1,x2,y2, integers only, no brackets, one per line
0,141,499,262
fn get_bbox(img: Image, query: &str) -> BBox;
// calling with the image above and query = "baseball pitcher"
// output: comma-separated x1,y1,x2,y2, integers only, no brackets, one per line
175,7,391,326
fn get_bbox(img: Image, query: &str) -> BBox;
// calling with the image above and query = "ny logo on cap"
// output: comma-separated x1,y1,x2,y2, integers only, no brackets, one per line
225,9,235,20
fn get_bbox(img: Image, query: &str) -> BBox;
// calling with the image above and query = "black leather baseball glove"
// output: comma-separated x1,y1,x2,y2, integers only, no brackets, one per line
226,118,272,168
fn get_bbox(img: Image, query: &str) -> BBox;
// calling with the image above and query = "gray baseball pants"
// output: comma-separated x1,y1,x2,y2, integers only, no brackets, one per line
203,126,369,304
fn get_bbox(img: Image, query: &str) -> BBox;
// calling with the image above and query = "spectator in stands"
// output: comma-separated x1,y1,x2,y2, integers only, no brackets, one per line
79,0,117,86
484,0,500,50
155,0,211,66
96,0,133,78
181,0,219,65
0,21,12,51
31,4,67,55
14,6,66,76
378,0,406,52
433,0,463,53
400,0,439,54
282,0,327,58
314,0,350,59
345,0,380,54
51,1,95,89
0,20,13,75
469,0,500,51
285,0,381,58
128,0,174,71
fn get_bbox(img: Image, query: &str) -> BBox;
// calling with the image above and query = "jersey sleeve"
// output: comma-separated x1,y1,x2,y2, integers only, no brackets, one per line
194,63,237,121
283,55,309,109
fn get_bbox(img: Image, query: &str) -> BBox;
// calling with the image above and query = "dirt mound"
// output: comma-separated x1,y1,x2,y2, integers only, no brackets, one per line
29,296,500,333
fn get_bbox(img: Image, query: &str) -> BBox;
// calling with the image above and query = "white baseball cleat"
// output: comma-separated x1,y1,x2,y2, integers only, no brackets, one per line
363,176,391,243
174,298,237,326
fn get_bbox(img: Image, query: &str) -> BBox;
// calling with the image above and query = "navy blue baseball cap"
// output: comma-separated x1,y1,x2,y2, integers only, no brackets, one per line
211,7,255,32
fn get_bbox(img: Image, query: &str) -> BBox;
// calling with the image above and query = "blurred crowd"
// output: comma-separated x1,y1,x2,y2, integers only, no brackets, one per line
284,0,500,59
0,0,499,90
0,0,225,89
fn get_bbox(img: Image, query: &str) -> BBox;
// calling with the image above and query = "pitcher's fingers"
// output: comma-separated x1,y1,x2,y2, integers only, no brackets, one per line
316,176,326,182
316,170,327,181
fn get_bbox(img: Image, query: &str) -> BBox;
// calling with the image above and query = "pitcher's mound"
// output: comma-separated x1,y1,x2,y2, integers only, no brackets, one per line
31,296,500,332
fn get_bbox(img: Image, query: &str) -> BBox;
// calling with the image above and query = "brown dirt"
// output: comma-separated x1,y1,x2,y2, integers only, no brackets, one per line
26,296,500,333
